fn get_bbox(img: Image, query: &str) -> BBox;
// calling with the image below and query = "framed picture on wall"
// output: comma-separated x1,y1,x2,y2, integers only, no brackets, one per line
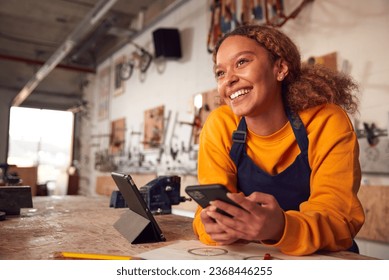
114,56,126,96
192,88,225,144
110,118,126,155
144,105,164,149
305,51,338,72
98,66,110,121
359,137,389,175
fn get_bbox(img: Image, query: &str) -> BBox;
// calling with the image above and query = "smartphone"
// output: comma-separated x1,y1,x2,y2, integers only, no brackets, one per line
185,184,243,217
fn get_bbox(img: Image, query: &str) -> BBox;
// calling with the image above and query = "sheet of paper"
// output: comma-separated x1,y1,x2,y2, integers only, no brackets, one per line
136,240,341,260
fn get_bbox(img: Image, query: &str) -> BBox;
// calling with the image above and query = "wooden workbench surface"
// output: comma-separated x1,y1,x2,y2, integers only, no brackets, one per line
0,195,376,260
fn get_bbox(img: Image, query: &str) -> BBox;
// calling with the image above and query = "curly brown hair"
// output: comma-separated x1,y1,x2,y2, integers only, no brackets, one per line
212,24,359,115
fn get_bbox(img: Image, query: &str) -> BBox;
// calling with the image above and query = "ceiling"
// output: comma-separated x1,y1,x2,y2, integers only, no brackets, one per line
0,0,184,111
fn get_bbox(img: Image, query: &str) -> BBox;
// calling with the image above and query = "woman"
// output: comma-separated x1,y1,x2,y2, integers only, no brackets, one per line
193,24,365,256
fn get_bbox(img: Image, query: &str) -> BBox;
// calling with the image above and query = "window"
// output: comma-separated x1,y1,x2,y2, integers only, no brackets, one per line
7,107,74,195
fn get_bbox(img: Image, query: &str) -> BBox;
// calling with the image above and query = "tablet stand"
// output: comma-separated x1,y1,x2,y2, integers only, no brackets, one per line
113,210,165,244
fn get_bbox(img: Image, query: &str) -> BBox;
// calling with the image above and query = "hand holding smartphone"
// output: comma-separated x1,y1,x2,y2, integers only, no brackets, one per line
185,184,243,217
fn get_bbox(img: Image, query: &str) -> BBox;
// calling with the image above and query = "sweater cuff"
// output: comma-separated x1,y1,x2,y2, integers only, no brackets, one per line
261,211,291,247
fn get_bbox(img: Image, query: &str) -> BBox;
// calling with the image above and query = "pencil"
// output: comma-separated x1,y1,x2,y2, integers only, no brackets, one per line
54,251,144,260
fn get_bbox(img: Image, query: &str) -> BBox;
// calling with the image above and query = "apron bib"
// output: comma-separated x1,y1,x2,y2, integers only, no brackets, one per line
229,109,310,211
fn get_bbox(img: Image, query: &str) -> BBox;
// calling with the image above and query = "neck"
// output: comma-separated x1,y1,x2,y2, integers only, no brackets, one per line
245,106,288,136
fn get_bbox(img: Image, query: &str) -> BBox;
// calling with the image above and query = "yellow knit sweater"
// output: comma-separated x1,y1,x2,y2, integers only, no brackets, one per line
193,104,365,255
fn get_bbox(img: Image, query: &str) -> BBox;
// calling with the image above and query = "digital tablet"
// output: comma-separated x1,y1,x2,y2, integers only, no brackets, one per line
111,172,166,243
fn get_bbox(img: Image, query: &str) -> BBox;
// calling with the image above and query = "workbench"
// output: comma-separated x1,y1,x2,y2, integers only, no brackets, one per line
0,195,376,260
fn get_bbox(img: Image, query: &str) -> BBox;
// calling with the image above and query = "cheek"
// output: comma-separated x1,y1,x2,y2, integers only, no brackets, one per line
217,81,226,97
217,84,231,104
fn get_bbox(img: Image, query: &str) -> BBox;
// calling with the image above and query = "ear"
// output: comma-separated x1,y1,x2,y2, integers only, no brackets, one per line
275,58,289,81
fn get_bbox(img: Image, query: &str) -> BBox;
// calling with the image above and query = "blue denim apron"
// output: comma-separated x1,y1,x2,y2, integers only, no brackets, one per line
228,109,359,253
229,109,310,211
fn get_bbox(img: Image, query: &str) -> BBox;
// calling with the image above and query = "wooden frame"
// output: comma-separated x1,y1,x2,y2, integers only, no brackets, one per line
113,56,126,96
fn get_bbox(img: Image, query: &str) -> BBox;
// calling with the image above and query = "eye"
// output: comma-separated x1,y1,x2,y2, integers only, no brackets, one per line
237,58,249,67
215,70,225,79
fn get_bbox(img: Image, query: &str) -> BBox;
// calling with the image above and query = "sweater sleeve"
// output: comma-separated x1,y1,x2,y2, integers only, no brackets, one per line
263,105,365,255
192,106,239,244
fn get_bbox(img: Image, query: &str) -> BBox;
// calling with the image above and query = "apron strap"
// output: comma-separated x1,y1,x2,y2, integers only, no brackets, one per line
229,117,247,165
285,108,309,156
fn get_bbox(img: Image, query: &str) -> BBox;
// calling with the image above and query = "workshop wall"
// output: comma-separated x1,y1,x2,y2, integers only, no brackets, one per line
78,0,216,195
79,0,389,259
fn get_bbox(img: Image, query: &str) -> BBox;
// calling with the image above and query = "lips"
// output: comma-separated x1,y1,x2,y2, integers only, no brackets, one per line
229,88,250,100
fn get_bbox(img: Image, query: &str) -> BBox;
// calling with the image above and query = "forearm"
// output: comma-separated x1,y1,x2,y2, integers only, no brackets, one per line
265,207,362,255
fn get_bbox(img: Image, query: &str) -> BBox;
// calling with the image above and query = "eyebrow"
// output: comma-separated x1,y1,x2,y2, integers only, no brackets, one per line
214,50,256,71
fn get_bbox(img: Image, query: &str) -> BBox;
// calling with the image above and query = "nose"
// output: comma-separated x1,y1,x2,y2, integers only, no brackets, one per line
225,71,238,87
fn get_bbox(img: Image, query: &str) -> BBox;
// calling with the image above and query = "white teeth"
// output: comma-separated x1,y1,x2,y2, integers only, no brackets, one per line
230,89,250,100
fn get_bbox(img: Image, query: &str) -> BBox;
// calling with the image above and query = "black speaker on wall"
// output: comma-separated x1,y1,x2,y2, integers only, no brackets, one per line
152,28,182,59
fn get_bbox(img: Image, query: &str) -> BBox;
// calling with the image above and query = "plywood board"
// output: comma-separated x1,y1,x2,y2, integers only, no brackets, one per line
193,88,225,144
95,173,157,196
96,175,117,196
357,185,389,243
8,166,37,196
359,138,389,175
109,118,126,155
305,52,338,72
144,105,164,149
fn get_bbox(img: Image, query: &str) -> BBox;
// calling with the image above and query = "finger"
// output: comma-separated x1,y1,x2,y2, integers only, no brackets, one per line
200,208,219,226
210,221,247,243
207,209,250,238
206,217,243,243
246,192,275,205
209,232,239,245
225,193,263,214
206,206,232,221
200,208,231,235
200,208,211,220
208,199,247,219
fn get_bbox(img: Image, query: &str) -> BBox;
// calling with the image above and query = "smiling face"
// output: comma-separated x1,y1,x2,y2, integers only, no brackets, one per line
214,35,286,121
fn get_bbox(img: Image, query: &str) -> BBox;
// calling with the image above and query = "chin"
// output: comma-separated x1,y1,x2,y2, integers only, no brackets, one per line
231,108,246,117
